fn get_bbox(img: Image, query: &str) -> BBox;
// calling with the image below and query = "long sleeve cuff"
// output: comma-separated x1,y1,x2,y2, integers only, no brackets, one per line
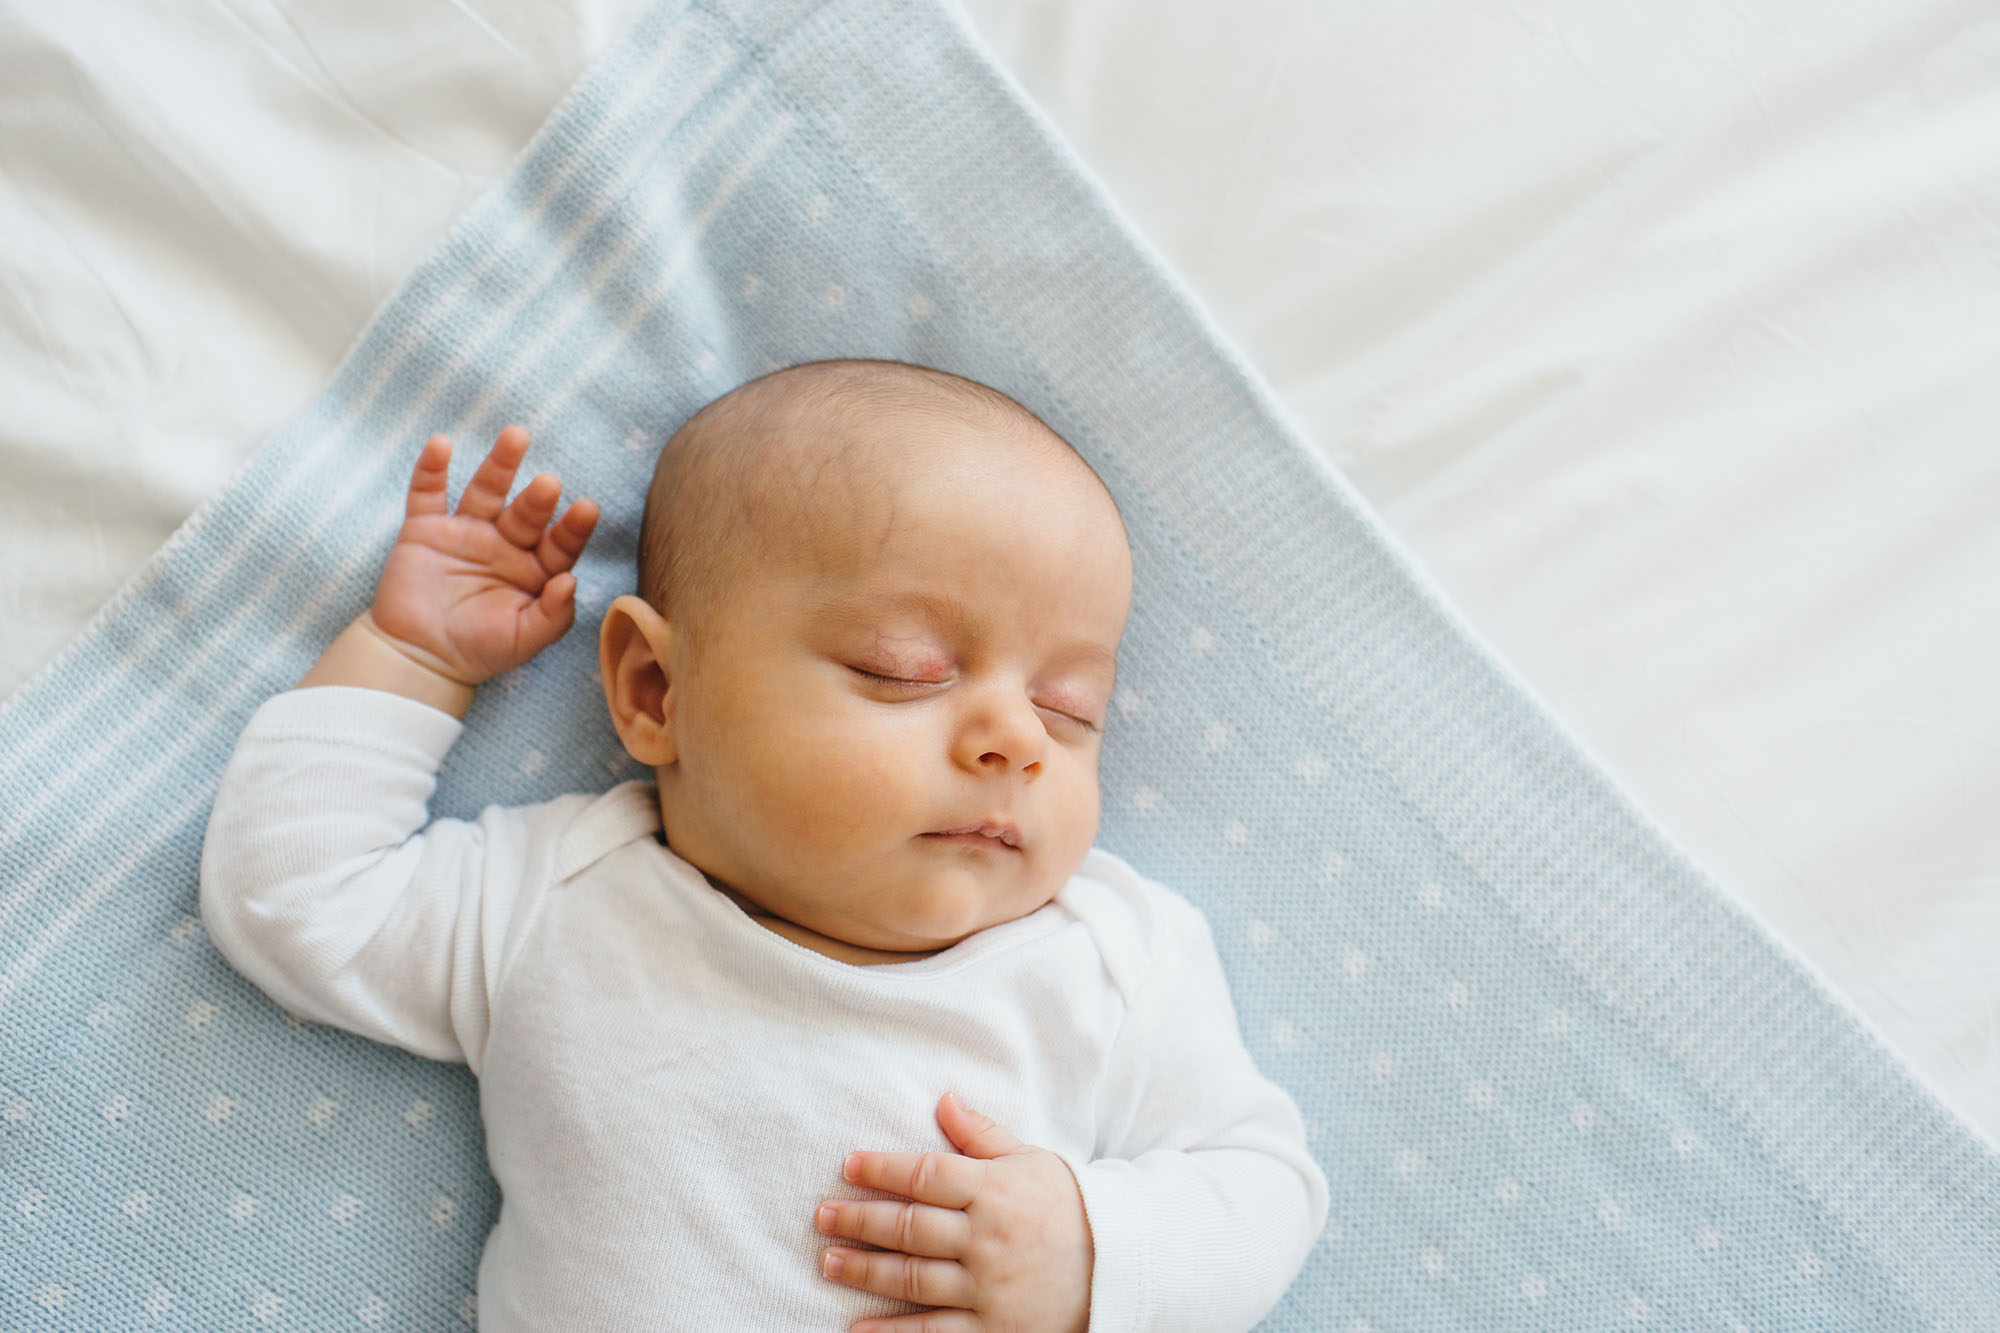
1062,1152,1162,1333
1059,1146,1323,1333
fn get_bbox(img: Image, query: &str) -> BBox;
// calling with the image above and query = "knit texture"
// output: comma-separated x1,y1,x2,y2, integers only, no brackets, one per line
2,0,1996,1327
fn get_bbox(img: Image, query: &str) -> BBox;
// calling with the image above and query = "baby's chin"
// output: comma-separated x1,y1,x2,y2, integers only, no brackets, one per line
802,893,1014,957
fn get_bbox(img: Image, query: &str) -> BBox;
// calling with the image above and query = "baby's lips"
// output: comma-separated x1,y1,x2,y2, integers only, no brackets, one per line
924,821,1023,848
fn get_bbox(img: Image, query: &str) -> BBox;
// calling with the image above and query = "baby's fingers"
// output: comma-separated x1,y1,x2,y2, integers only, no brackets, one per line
406,435,454,517
815,1198,971,1260
850,1309,983,1333
537,497,599,575
820,1247,974,1311
514,572,579,656
456,425,532,520
495,472,562,548
843,1151,984,1210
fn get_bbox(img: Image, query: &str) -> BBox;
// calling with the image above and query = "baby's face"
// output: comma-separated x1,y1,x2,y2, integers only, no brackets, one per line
650,405,1132,957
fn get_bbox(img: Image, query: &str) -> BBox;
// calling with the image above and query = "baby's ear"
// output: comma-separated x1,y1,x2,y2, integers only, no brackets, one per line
598,595,678,766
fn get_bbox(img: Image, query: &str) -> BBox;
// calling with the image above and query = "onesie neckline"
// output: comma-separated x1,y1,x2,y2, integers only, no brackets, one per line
658,840,1070,982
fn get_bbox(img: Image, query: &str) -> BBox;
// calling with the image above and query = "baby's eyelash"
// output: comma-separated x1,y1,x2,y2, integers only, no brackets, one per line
848,667,1102,732
850,667,935,688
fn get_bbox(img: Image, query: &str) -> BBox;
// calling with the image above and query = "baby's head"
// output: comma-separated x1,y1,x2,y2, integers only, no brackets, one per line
598,360,1133,958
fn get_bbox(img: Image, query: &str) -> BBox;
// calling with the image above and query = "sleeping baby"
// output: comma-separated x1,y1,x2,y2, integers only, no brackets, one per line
200,359,1327,1330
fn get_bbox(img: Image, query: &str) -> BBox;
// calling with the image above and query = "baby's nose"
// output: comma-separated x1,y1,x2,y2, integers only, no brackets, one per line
956,692,1046,773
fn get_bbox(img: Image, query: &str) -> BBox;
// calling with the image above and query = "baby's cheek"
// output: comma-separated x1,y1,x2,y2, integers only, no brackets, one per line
766,731,914,840
1051,772,1102,859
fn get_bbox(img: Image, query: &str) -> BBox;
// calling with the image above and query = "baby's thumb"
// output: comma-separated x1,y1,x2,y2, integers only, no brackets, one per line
520,573,578,650
937,1091,1025,1160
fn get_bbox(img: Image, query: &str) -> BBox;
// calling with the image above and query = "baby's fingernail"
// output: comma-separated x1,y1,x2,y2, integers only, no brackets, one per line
816,1205,836,1232
842,1153,862,1181
821,1250,845,1278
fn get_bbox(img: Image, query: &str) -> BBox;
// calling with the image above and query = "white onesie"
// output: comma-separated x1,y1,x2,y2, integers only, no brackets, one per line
199,686,1327,1331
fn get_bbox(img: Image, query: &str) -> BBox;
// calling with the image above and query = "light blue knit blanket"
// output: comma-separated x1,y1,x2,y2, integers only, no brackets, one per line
4,0,1996,1327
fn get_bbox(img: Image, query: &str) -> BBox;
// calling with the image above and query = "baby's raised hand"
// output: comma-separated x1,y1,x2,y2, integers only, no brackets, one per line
369,427,599,686
817,1093,1092,1332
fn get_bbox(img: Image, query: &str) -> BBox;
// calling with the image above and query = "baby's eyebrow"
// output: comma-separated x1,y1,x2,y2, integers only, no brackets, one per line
811,587,977,633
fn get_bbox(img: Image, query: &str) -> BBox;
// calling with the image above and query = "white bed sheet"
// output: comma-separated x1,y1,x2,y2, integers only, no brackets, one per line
4,0,1997,1147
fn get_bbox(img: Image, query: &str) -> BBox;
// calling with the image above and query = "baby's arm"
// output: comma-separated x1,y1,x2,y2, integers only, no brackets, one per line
200,428,598,1065
1059,889,1329,1331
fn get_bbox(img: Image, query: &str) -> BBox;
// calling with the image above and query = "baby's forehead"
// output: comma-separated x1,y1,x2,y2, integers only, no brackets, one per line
640,362,1130,626
728,393,1093,523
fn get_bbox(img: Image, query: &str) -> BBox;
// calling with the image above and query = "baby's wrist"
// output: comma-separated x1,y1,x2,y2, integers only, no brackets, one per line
297,613,478,718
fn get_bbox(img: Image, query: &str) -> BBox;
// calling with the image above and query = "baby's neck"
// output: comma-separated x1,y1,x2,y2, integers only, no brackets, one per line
708,879,944,966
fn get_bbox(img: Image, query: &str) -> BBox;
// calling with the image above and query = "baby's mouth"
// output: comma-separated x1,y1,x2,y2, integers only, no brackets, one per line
922,821,1023,850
